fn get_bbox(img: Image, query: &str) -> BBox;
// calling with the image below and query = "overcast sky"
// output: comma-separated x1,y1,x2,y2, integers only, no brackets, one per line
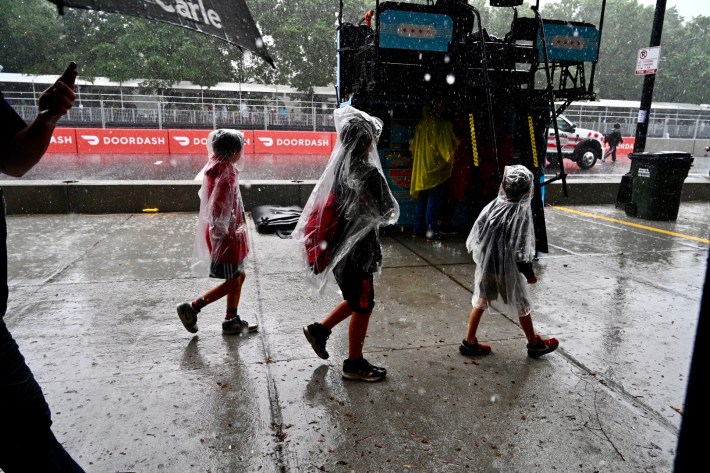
532,0,709,21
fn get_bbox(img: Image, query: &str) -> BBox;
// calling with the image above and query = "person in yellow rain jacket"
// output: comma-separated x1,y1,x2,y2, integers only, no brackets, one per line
409,102,460,240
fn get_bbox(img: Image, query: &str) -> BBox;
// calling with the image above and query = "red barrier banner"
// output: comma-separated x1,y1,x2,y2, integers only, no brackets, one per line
611,138,635,157
75,128,170,154
253,130,333,155
168,129,255,154
51,129,338,155
47,128,78,153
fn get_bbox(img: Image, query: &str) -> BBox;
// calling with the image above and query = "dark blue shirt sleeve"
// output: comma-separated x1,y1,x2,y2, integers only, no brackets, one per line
0,91,28,145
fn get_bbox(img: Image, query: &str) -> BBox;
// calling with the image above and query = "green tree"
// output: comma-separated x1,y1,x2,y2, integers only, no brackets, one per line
1,0,708,104
539,0,708,104
0,0,64,73
246,0,376,91
0,0,240,89
654,15,710,103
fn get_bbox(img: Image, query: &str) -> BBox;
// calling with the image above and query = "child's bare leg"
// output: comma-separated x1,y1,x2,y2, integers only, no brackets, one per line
225,273,246,311
201,273,245,306
465,305,486,344
348,311,371,360
518,312,538,344
321,300,352,331
459,299,491,356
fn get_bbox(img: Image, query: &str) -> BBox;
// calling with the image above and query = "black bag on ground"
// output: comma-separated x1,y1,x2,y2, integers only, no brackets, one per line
616,172,633,212
250,205,302,238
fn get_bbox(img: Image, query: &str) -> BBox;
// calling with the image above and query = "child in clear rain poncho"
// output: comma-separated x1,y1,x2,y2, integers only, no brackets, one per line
459,165,559,358
294,106,399,382
176,129,258,336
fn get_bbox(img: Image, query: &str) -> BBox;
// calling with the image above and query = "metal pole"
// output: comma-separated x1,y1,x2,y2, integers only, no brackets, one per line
100,97,106,128
633,0,666,153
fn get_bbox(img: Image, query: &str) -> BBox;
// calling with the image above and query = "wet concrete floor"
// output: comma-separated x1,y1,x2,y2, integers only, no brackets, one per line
0,153,708,182
3,201,708,472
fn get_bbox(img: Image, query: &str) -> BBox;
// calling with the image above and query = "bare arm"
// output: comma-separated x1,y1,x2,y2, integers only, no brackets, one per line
1,66,77,177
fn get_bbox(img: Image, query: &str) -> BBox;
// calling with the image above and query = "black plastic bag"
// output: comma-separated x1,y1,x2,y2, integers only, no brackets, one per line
250,205,303,238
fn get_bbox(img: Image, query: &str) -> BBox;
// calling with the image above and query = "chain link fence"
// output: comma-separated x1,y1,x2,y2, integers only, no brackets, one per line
4,87,710,139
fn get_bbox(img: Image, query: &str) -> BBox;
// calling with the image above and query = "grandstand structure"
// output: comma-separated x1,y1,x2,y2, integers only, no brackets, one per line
2,72,709,139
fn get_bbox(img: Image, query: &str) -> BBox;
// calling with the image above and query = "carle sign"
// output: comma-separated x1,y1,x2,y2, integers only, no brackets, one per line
46,0,274,67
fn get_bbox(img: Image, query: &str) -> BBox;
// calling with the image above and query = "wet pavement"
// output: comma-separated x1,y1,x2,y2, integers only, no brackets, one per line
0,153,708,182
3,201,708,472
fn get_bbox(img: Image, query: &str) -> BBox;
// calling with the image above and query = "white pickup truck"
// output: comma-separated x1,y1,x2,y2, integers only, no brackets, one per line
546,115,604,169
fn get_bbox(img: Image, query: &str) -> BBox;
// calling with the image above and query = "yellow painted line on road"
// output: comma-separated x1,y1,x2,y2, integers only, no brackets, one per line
551,206,710,245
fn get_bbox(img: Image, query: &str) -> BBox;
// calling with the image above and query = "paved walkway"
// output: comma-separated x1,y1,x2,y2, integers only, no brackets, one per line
3,201,708,472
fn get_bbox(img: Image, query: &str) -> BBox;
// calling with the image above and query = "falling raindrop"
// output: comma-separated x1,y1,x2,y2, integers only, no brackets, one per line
490,394,499,403
444,55,450,64
424,73,431,82
446,74,456,85
255,38,264,48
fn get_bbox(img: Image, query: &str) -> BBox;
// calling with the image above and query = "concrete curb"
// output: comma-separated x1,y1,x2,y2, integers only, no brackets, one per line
0,176,707,215
0,180,316,215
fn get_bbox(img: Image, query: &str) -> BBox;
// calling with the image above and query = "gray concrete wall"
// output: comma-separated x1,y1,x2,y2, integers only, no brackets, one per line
0,180,316,215
644,138,710,155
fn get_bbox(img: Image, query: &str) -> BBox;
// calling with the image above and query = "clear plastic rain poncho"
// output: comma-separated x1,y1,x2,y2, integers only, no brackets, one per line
191,129,249,277
466,165,536,315
292,106,400,293
409,104,460,198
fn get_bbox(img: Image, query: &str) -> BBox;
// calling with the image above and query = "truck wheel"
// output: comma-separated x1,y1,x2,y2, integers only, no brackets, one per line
574,143,599,169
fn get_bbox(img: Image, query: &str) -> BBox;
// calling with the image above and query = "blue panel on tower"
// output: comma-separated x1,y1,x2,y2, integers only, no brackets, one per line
538,22,600,62
379,10,453,52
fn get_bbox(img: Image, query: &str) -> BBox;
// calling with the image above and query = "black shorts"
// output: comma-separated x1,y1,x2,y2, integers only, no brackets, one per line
209,261,245,280
337,266,375,313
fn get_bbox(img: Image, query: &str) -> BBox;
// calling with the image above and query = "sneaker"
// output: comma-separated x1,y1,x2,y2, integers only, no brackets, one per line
342,357,387,382
459,338,492,357
527,336,559,358
177,302,199,333
303,323,331,359
222,316,259,335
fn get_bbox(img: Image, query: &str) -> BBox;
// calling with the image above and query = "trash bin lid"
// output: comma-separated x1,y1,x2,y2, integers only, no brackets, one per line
629,151,694,167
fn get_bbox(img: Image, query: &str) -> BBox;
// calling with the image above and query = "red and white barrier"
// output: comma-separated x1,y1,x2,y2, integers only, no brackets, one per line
48,128,337,155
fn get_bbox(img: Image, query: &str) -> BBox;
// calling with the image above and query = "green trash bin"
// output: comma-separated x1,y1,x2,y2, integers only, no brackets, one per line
626,151,694,220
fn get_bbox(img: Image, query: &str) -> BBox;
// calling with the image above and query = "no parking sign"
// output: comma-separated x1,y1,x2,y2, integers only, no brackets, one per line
636,46,661,75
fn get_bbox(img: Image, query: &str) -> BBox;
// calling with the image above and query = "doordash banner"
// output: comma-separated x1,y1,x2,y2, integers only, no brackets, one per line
253,130,334,154
49,128,78,153
610,138,635,158
168,129,254,154
49,128,336,155
74,128,170,154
